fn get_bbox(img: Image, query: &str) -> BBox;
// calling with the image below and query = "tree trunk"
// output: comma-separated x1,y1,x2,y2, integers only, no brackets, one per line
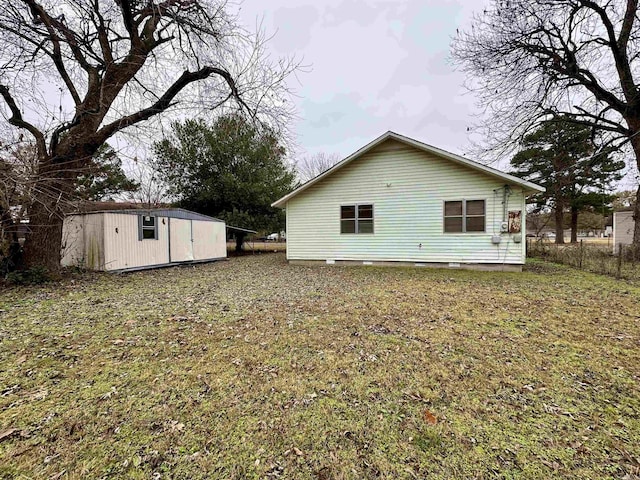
554,206,565,244
23,202,65,271
235,232,246,253
0,206,23,274
627,121,640,247
21,145,92,271
570,206,579,243
633,188,640,253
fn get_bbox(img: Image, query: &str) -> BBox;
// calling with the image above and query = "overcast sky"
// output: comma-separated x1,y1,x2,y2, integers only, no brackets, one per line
236,0,488,161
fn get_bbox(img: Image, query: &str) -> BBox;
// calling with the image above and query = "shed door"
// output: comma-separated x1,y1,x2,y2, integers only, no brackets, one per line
169,218,194,262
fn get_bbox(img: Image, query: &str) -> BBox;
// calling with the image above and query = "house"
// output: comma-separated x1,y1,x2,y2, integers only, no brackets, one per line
272,131,545,271
61,207,227,271
612,210,636,253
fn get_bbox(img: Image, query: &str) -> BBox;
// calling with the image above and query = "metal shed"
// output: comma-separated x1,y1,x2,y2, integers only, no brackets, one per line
61,208,226,271
612,210,635,253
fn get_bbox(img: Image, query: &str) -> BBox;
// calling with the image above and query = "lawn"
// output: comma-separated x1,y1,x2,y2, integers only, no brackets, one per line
227,241,287,254
1,254,639,479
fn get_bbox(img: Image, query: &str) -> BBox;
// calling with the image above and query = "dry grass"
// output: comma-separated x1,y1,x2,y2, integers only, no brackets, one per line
528,240,640,282
1,255,639,479
227,241,287,253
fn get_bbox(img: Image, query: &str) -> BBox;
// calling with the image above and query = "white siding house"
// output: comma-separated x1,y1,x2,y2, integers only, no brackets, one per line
613,211,635,253
273,132,545,271
61,208,226,271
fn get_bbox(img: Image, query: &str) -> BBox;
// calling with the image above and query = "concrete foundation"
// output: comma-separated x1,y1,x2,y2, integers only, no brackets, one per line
288,259,523,272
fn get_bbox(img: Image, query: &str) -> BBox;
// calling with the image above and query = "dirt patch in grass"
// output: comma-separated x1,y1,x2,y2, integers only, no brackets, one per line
1,254,639,479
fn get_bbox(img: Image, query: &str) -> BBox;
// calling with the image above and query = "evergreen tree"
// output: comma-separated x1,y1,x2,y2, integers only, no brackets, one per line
76,145,139,201
153,115,297,251
511,118,624,243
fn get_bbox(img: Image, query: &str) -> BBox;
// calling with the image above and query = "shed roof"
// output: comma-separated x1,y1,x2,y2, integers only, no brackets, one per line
227,225,258,234
272,131,545,208
67,207,224,223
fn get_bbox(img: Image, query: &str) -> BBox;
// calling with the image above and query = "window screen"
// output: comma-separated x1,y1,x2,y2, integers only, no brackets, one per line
139,215,158,240
444,200,485,233
341,204,374,234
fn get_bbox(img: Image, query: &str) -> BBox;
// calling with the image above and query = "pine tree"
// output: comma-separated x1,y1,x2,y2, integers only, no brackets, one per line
511,118,624,243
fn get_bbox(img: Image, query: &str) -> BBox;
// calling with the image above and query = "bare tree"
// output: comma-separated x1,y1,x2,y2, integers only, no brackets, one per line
0,142,39,272
452,0,640,246
295,152,341,182
527,210,553,238
125,157,171,207
0,0,298,269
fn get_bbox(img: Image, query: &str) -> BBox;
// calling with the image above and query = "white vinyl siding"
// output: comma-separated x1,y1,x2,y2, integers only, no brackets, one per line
285,139,527,265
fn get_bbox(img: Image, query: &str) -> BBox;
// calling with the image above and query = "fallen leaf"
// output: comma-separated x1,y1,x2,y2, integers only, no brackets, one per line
293,447,303,456
0,428,19,442
424,410,437,425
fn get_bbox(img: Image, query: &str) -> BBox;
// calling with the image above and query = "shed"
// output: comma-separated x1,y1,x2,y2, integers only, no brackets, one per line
612,210,635,253
272,131,545,271
61,208,226,271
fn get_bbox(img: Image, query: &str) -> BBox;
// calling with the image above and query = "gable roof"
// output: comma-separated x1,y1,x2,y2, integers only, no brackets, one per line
272,131,545,208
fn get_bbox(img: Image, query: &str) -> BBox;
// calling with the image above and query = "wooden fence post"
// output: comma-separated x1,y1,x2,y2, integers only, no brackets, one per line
579,239,584,270
617,243,623,279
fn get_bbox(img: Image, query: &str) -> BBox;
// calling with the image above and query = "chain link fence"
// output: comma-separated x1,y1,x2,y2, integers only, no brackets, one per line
527,238,640,281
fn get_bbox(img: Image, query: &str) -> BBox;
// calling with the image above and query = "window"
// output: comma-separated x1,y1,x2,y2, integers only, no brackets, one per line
139,215,158,240
341,204,374,234
444,200,485,233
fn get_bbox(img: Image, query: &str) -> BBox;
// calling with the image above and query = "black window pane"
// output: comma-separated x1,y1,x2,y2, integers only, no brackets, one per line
142,216,155,227
358,204,373,219
341,205,355,219
142,228,156,239
444,217,463,233
444,201,463,216
341,219,356,234
466,216,485,232
466,200,485,216
358,219,374,233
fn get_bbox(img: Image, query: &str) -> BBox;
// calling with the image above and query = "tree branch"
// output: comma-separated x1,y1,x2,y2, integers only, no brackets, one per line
20,0,95,72
576,0,638,104
0,84,47,157
95,66,247,141
618,0,638,51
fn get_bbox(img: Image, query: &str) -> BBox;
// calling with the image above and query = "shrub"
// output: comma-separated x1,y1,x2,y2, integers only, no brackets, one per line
5,266,51,286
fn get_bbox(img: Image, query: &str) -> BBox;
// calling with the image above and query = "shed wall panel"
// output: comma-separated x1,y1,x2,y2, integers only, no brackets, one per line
286,139,526,264
192,220,226,260
103,213,169,270
60,215,84,267
84,214,105,270
169,218,194,262
60,214,105,269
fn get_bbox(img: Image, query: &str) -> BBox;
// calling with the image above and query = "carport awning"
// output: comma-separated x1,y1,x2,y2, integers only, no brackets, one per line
226,225,257,234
